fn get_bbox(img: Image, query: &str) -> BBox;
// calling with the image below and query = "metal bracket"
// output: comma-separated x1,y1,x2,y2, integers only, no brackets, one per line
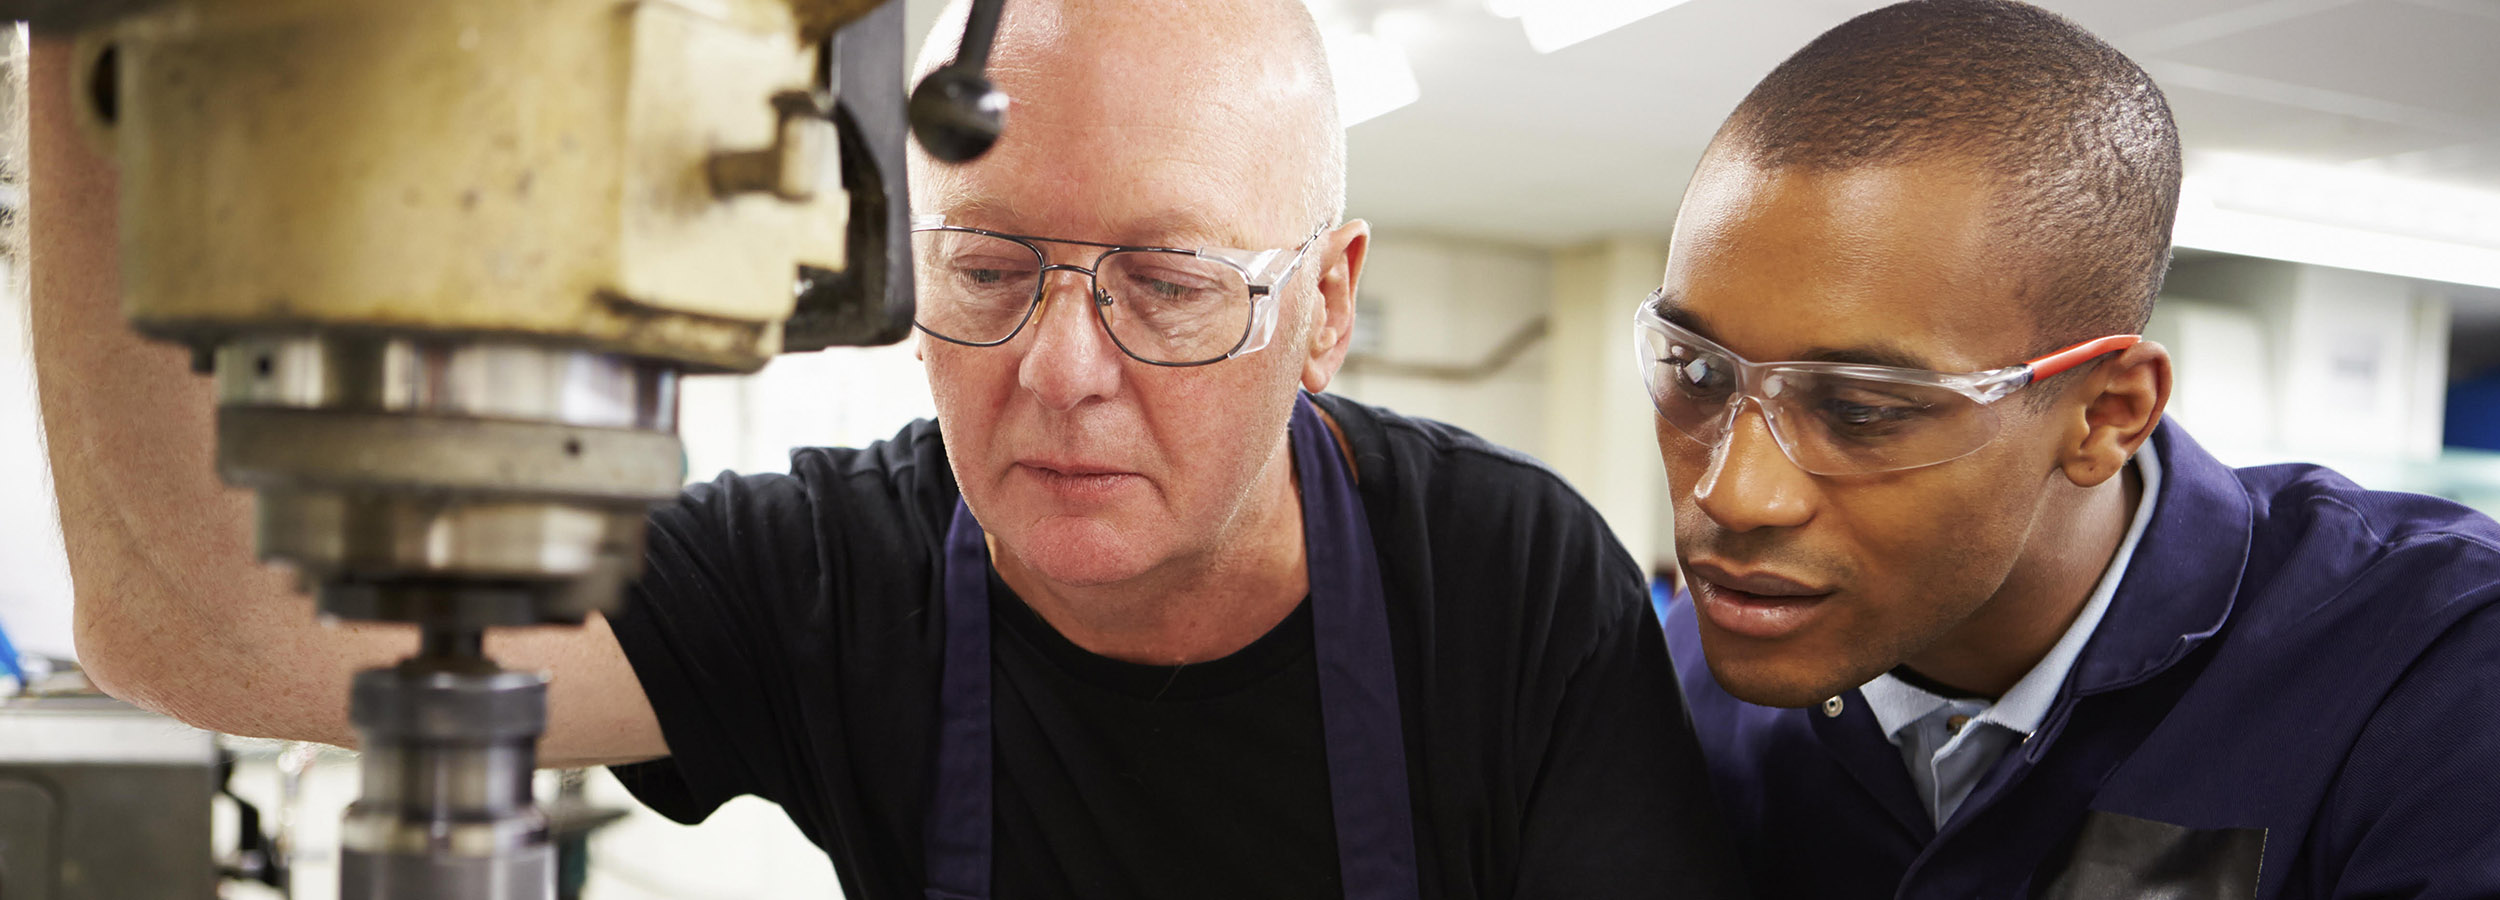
785,0,916,351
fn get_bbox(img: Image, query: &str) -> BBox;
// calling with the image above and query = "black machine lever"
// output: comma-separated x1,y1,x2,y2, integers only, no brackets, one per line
908,0,1010,163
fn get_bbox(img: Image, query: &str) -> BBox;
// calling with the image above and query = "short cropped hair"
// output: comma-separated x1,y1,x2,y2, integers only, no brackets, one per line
1716,0,2181,352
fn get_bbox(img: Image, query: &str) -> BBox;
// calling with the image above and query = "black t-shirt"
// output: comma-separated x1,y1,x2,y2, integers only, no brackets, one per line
608,393,1745,899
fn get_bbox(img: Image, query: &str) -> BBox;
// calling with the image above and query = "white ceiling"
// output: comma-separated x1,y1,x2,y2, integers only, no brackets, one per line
908,0,2500,248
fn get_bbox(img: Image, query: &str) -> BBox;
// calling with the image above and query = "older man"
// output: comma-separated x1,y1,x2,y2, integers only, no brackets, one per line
33,1,1742,897
1647,2,2500,897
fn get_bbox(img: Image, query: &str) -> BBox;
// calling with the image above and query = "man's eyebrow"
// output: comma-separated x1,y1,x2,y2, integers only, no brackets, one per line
1651,291,1716,341
1797,343,1938,371
1119,209,1239,247
1653,290,1943,371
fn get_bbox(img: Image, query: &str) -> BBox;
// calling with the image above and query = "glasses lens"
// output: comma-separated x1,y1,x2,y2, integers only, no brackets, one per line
915,230,1043,344
1760,371,1999,475
1638,322,1741,446
1095,250,1254,364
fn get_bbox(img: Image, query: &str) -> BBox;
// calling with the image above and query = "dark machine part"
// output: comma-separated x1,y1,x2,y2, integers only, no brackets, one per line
1,0,167,30
547,769,633,900
338,627,553,900
909,0,1012,163
217,750,291,891
791,0,917,352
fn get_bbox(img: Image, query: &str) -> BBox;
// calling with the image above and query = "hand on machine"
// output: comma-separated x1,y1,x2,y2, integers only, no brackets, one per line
13,0,1007,896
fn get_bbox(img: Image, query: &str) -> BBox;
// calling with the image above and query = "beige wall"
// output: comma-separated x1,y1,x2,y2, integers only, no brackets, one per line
1329,231,1552,458
1542,238,1674,572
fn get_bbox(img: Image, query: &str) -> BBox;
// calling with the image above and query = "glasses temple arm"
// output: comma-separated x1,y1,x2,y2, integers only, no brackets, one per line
2021,334,2143,383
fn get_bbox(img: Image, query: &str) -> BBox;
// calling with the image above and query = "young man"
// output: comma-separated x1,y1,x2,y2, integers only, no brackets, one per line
1646,1,2500,897
33,1,1742,897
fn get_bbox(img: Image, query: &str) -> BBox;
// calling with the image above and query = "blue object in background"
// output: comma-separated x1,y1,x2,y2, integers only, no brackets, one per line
2449,370,2500,452
1650,576,1677,631
0,614,23,684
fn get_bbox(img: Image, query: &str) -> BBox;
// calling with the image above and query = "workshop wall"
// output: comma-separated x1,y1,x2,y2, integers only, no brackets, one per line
1332,230,1552,458
2154,256,2500,511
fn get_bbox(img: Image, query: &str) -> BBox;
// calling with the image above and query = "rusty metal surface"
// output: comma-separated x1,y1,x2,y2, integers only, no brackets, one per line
85,0,847,371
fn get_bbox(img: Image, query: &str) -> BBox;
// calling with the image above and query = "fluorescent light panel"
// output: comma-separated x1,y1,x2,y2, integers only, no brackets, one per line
2174,154,2500,290
1491,0,1697,54
1323,30,1421,127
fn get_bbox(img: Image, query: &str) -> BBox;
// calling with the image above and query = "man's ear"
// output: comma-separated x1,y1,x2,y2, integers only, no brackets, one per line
1301,220,1369,393
2058,339,2172,488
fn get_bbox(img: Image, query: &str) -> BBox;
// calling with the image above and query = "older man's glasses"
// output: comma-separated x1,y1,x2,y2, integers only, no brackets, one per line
1632,291,2139,475
910,217,1325,367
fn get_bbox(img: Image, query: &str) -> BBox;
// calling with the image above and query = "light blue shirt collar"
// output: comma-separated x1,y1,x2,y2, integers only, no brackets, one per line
1858,439,2164,825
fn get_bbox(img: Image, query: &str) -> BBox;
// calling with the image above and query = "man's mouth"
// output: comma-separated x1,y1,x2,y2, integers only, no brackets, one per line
1684,560,1835,641
1013,460,1142,500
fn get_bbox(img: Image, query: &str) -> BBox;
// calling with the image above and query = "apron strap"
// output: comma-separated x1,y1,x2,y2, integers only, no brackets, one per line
1292,392,1424,900
926,503,995,900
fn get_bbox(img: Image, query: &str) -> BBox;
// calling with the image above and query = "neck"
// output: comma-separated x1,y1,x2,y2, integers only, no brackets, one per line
1903,461,2143,698
994,451,1310,666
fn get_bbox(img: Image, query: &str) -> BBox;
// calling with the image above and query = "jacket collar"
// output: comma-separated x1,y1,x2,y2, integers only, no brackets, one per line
2068,423,2254,695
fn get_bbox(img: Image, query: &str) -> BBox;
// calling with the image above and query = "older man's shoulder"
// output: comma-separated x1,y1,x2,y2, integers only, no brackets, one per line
756,418,957,545
1311,393,1629,557
780,417,948,483
1311,393,1568,488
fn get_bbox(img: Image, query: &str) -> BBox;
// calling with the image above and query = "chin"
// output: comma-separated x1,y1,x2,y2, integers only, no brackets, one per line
1006,515,1170,587
1699,635,1870,710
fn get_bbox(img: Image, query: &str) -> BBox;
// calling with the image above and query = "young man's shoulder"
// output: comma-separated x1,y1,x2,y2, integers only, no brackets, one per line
2078,432,2500,895
2225,451,2500,636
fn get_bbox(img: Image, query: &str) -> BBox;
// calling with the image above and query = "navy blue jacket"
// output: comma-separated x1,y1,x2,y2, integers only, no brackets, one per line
1666,423,2500,899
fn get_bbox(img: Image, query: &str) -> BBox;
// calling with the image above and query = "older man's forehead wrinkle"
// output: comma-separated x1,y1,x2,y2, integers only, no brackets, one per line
926,159,1265,249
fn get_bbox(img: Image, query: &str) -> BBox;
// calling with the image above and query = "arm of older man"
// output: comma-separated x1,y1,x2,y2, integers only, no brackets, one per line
26,34,663,768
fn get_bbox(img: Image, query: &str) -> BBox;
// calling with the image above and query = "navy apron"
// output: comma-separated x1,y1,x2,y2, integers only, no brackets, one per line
924,394,1422,900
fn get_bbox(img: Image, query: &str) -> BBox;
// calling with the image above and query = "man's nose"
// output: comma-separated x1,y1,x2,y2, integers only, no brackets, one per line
1016,267,1124,411
1691,399,1816,532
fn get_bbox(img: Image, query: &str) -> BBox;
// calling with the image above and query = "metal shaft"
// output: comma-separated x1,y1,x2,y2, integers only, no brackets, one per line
340,621,553,900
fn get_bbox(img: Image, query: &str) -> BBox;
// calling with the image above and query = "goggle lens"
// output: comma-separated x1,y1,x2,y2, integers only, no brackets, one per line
1637,325,2004,476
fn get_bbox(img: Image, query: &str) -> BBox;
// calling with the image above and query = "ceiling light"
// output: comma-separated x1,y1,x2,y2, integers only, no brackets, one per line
1493,0,1697,54
1323,30,1421,127
2173,154,2500,290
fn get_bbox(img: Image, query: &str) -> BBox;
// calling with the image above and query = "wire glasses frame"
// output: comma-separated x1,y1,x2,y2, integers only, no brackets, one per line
1631,289,2141,475
909,215,1328,367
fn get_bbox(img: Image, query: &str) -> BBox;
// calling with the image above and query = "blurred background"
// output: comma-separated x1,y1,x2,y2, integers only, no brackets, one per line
1,0,2496,896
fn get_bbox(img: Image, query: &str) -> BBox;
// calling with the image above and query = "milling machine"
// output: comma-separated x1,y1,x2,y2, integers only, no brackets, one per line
10,0,1011,896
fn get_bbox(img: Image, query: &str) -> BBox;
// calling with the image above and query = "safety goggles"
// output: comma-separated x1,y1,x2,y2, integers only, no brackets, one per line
1631,290,2139,475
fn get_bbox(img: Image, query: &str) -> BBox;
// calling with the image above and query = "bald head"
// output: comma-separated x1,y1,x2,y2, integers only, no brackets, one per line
912,0,1346,236
1707,0,2181,354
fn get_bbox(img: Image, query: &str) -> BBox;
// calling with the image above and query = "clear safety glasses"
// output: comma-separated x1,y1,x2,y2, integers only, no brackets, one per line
910,216,1327,367
1631,290,2140,475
